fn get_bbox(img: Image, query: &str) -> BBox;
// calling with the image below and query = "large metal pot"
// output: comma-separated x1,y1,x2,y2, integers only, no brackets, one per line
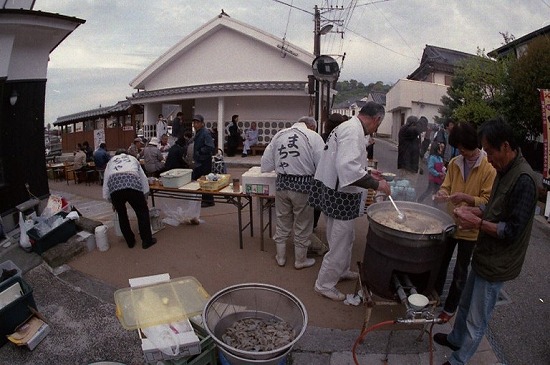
363,201,456,299
366,201,456,247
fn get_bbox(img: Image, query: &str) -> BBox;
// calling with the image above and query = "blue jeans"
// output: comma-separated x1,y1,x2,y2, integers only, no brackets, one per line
447,270,503,365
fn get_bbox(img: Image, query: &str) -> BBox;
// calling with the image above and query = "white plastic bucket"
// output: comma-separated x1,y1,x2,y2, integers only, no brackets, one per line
95,225,110,252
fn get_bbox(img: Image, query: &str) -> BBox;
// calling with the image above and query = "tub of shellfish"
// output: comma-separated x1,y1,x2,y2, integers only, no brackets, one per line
202,283,307,365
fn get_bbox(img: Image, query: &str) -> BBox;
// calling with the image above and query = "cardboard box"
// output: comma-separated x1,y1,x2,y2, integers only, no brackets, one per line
7,311,51,351
241,167,276,196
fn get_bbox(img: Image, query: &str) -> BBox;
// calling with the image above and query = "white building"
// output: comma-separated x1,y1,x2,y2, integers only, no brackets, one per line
385,45,476,141
129,13,316,149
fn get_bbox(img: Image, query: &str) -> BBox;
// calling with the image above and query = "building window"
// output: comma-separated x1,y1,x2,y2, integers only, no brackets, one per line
444,75,453,86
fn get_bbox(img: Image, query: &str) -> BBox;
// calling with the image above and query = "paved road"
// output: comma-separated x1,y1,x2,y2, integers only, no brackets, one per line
372,137,550,365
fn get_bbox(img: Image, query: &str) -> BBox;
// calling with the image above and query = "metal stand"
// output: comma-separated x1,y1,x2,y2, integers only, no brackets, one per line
356,262,440,339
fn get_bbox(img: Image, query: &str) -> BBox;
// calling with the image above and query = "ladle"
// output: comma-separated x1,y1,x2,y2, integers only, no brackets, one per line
388,195,406,223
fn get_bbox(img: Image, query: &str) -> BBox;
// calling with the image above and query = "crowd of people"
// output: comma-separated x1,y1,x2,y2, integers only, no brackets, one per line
78,107,537,365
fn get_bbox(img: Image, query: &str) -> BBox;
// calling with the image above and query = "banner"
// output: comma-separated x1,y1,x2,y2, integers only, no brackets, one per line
540,89,550,185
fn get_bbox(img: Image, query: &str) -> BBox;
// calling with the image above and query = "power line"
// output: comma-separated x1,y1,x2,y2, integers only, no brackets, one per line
272,0,417,60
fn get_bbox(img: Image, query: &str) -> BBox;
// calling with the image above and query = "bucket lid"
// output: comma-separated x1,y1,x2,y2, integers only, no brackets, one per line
114,276,209,330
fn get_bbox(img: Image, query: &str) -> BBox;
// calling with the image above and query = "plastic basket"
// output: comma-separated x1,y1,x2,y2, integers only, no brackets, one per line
198,174,231,191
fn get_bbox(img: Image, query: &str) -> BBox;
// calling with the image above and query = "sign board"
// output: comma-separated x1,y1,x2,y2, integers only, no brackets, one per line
540,89,550,180
312,55,339,82
93,129,105,150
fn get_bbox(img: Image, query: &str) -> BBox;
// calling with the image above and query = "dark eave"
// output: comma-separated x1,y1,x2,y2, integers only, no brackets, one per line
128,81,306,101
488,24,550,58
54,100,139,126
408,45,476,81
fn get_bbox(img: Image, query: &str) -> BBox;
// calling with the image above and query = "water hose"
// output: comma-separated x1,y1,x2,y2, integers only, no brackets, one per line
352,320,396,365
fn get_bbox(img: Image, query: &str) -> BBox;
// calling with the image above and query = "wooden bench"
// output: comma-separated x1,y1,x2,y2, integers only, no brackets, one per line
250,145,267,156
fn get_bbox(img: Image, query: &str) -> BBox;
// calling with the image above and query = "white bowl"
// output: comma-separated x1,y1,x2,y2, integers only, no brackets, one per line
382,172,396,182
408,293,429,310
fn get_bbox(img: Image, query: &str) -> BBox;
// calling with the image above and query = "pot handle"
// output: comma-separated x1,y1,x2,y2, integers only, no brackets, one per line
442,224,457,241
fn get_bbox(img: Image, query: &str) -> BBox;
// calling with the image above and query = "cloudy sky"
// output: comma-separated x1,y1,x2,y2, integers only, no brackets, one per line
35,0,550,126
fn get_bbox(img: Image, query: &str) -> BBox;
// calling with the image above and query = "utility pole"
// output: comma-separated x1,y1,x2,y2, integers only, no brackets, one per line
313,5,321,123
312,5,341,130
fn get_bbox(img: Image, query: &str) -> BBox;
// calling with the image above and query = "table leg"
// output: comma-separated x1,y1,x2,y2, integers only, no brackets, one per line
260,198,265,251
237,196,244,249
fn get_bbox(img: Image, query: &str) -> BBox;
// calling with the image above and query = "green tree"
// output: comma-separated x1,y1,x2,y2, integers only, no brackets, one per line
438,49,512,128
334,79,391,104
507,36,550,139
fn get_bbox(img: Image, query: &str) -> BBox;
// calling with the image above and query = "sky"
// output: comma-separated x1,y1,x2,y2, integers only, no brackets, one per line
34,0,550,126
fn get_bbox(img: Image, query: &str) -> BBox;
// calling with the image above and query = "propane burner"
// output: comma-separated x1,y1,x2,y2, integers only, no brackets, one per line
362,228,446,300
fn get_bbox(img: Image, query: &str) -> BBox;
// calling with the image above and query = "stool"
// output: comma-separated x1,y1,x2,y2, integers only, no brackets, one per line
85,170,97,185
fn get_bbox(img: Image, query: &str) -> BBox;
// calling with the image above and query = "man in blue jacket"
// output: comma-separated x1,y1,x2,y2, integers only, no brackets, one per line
191,114,216,207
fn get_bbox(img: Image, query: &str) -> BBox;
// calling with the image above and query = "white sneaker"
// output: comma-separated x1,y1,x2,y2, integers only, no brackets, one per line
314,285,345,301
339,271,359,281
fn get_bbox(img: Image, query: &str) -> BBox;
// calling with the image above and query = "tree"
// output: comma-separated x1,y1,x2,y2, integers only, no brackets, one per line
438,48,512,128
334,79,391,104
506,36,550,139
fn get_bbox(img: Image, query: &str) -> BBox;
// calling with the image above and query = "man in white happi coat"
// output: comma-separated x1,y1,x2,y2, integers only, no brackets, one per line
261,117,325,269
309,102,391,301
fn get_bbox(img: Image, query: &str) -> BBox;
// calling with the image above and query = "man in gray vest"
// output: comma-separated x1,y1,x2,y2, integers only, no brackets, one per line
434,118,538,365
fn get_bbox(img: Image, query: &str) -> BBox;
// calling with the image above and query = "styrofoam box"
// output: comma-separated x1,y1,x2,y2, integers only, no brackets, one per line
140,319,201,362
128,274,202,363
160,169,193,188
241,167,277,196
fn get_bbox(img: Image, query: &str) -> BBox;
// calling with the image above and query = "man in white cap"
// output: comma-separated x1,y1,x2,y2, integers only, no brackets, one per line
143,137,164,176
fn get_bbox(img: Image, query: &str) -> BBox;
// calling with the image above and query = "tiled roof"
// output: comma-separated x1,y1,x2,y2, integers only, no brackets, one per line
488,24,550,58
128,81,306,100
369,92,386,105
54,100,133,125
408,45,476,81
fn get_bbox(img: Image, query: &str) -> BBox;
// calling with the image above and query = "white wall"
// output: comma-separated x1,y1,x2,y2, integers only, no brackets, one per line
386,79,449,141
145,29,310,90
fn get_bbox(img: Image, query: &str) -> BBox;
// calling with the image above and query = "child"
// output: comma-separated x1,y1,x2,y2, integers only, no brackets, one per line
417,142,445,204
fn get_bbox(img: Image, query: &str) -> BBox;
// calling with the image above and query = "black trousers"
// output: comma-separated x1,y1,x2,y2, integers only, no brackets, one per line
110,188,153,247
193,160,214,203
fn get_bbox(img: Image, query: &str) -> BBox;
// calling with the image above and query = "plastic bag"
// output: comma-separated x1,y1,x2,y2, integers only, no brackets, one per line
212,149,227,174
161,198,201,226
141,324,180,356
18,212,32,251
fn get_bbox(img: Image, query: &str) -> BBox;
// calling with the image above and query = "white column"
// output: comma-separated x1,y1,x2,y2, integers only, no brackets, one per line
217,97,225,151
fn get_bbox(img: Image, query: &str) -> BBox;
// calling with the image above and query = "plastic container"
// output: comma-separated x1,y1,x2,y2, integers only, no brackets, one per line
198,174,231,191
0,260,22,283
114,276,210,330
26,211,77,254
160,169,193,188
0,276,37,347
95,225,109,252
